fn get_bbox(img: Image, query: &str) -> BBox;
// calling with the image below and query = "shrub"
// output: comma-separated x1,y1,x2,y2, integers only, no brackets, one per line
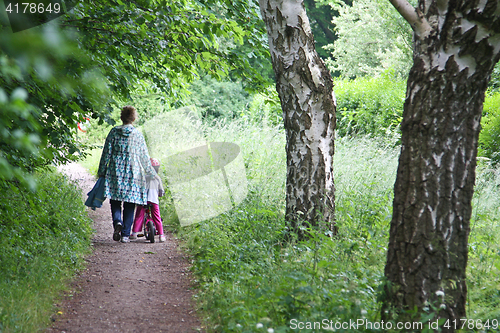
242,88,282,126
184,75,251,120
333,72,500,166
334,72,406,140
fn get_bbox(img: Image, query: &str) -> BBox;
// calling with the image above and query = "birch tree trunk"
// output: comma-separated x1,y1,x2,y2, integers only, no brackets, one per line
384,0,500,326
258,0,336,238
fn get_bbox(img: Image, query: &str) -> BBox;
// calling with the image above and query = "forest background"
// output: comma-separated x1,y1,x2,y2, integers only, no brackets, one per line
1,0,500,332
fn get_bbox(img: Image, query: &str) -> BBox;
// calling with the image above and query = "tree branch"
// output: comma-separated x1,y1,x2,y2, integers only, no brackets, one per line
388,0,432,38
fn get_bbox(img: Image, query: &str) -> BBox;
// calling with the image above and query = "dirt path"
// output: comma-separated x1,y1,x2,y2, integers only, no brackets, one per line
48,163,203,333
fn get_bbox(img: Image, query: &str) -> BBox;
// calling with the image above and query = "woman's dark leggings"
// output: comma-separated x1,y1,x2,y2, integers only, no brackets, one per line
110,200,135,237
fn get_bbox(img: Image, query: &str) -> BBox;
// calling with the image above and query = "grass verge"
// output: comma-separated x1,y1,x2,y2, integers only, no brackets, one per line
0,169,93,332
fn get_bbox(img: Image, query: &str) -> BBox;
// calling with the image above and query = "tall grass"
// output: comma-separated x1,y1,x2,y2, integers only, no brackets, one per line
146,114,499,332
467,160,500,320
180,131,399,332
141,110,287,226
0,170,93,332
88,110,500,331
202,118,286,208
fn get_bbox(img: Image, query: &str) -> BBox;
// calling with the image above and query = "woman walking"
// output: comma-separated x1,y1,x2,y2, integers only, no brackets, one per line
97,105,159,243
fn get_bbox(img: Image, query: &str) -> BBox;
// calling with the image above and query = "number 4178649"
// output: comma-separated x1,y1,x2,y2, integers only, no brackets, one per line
443,318,498,330
5,2,61,14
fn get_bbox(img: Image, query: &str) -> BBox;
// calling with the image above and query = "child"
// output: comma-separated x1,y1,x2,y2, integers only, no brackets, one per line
130,158,166,242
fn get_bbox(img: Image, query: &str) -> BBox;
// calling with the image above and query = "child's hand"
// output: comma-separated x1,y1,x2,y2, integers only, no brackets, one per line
159,189,165,197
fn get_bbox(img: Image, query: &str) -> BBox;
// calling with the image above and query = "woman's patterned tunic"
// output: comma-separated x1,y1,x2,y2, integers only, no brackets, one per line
98,125,156,205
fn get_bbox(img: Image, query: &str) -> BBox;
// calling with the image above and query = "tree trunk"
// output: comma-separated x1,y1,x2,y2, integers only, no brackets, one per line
258,0,336,238
384,0,500,327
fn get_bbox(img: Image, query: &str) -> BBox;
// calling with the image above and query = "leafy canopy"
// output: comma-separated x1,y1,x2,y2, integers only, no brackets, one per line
0,21,110,188
0,0,270,187
324,0,414,78
62,0,270,100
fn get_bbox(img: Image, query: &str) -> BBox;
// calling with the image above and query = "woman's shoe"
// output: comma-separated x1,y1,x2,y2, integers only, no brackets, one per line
113,223,123,241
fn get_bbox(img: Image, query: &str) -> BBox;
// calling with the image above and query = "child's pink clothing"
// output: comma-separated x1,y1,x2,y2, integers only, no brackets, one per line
132,170,164,236
133,202,164,235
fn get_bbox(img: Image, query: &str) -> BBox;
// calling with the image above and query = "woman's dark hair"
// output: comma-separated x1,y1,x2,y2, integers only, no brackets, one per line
121,106,137,124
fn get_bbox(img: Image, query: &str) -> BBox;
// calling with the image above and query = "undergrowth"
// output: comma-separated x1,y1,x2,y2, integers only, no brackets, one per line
0,169,92,332
467,160,500,321
178,127,399,332
169,119,500,332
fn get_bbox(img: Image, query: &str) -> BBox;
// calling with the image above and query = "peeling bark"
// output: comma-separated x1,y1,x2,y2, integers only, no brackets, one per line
258,0,336,238
384,0,500,327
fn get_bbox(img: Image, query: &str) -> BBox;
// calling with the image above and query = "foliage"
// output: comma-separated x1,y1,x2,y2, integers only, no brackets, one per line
334,72,406,140
333,70,500,163
182,75,282,123
477,91,500,164
1,0,272,188
303,0,339,60
242,88,282,126
324,0,414,79
77,87,172,149
489,62,500,93
131,96,168,125
0,21,110,188
467,159,500,320
0,170,93,332
184,75,252,120
77,111,500,331
64,0,270,101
